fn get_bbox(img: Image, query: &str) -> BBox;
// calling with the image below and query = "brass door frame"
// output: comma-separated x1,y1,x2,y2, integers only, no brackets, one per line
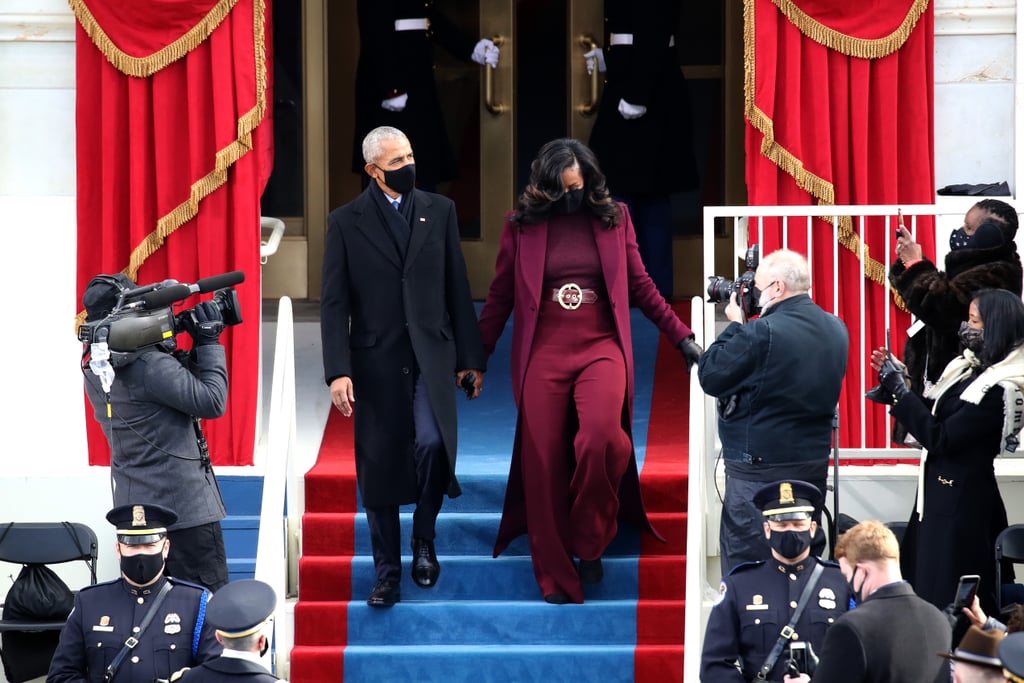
568,3,604,142
465,0,514,298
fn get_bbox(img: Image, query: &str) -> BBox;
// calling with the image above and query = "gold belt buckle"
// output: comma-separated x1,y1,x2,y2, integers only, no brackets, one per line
557,283,583,310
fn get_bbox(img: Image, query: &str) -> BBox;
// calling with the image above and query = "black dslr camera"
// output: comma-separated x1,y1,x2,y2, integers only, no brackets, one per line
78,271,245,358
706,244,761,318
787,641,819,678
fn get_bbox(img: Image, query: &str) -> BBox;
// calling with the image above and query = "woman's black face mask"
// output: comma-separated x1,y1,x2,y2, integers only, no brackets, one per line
552,187,585,215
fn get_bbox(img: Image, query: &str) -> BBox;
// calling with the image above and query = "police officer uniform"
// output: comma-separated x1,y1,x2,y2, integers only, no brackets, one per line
700,481,851,682
1001,632,1024,683
175,579,281,682
47,504,219,683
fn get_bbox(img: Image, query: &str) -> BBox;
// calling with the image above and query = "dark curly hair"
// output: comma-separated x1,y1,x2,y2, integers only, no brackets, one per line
511,138,620,229
975,198,1019,244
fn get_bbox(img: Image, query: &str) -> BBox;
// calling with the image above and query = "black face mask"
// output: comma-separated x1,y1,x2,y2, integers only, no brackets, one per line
959,321,985,354
847,566,865,605
768,529,812,559
260,635,270,657
120,550,165,586
376,163,416,195
553,187,585,215
949,227,970,251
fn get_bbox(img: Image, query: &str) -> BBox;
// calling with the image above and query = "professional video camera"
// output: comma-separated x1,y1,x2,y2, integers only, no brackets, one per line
786,640,819,679
78,271,245,355
706,244,761,318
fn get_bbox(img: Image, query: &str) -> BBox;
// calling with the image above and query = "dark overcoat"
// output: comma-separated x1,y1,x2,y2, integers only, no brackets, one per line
351,0,476,185
892,373,1011,617
320,186,485,507
889,241,1022,442
476,205,692,554
811,582,952,683
178,656,279,682
587,0,698,197
700,556,851,682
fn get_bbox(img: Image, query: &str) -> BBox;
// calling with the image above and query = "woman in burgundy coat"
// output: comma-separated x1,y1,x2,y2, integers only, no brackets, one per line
477,138,703,603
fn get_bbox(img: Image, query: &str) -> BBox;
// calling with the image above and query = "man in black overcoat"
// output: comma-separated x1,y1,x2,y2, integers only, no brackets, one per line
321,125,486,608
807,520,952,683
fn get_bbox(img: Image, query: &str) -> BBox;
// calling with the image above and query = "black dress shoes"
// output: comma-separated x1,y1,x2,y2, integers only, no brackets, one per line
411,537,440,588
544,593,571,605
578,558,604,584
367,580,400,608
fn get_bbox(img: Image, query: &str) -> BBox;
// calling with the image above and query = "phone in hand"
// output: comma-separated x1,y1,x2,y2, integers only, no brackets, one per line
896,208,904,239
952,574,980,611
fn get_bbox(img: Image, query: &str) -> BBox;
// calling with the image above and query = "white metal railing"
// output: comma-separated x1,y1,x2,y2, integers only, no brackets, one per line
254,296,297,679
682,200,1020,681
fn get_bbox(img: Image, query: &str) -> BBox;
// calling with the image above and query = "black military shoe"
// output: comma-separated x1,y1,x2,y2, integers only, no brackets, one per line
578,558,604,584
367,580,400,608
411,537,440,588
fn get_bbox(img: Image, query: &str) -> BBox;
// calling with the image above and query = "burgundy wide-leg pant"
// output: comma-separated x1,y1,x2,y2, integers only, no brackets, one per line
520,297,632,602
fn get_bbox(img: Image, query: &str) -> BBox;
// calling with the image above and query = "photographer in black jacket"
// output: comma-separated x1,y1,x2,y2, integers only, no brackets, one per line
698,249,849,574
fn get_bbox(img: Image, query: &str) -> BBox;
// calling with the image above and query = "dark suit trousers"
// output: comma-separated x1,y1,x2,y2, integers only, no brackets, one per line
365,372,448,583
520,299,631,602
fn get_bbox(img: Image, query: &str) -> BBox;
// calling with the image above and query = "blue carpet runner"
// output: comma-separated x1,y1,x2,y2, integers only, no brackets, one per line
291,308,688,681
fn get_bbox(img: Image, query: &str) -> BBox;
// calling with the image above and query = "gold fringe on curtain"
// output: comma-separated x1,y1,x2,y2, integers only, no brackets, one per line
68,0,239,77
743,0,906,311
74,0,267,334
771,0,929,59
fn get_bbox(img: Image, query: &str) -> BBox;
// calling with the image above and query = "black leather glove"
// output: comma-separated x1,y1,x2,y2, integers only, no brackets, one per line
864,383,894,405
678,337,703,374
184,301,225,346
877,357,910,402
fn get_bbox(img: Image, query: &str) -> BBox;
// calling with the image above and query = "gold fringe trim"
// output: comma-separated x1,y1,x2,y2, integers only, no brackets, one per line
744,0,906,311
68,0,239,77
76,0,267,333
771,0,929,59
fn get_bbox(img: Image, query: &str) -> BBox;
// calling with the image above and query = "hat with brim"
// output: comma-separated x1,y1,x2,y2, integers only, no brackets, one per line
752,480,822,521
1000,632,1024,682
106,503,177,545
938,625,1004,670
207,579,277,639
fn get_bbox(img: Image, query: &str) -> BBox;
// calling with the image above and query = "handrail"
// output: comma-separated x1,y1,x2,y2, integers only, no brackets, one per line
261,216,286,263
254,296,296,679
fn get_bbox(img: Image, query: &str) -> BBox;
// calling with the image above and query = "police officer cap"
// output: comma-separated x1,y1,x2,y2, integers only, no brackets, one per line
999,632,1024,682
206,579,277,638
106,503,177,545
83,273,135,322
752,480,822,521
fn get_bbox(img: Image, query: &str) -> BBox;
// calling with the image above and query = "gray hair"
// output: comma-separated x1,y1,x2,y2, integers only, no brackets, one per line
758,248,810,293
362,126,408,165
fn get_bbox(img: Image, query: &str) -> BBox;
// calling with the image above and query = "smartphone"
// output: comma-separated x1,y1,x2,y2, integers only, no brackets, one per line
789,642,809,673
952,574,980,610
896,209,904,239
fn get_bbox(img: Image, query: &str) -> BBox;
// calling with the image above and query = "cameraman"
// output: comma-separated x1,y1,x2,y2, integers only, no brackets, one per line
81,274,230,591
698,249,848,574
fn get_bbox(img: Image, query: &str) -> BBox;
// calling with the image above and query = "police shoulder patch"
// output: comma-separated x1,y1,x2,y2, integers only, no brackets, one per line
712,581,728,607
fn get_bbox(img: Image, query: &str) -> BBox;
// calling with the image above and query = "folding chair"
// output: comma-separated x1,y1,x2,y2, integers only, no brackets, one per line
995,524,1024,610
0,522,98,682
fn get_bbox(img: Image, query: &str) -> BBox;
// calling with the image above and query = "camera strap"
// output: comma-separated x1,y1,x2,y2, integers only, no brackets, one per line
756,562,824,681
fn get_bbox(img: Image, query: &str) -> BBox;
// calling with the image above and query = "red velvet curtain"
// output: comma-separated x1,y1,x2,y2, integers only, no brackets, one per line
72,0,273,466
744,0,935,453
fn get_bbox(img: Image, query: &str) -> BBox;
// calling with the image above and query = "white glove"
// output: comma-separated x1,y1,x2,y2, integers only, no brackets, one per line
381,93,408,112
584,47,606,75
618,98,647,119
471,38,500,68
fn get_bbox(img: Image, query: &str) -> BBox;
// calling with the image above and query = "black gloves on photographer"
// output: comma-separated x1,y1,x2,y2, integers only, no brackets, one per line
876,356,910,403
184,301,225,346
677,337,703,374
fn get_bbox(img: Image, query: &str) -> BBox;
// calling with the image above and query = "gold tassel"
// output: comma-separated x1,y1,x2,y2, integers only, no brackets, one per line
771,0,929,59
68,0,239,78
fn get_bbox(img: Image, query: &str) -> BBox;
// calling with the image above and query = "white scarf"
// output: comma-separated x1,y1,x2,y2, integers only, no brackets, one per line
913,344,1024,520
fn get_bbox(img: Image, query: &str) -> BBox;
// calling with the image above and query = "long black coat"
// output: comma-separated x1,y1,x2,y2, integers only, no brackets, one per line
178,656,279,682
587,0,698,197
891,373,1010,617
351,0,476,185
811,582,951,683
320,186,485,507
889,241,1022,442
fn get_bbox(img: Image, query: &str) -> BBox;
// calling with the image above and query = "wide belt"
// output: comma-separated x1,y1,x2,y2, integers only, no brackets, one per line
550,284,598,310
395,18,429,31
608,33,675,47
